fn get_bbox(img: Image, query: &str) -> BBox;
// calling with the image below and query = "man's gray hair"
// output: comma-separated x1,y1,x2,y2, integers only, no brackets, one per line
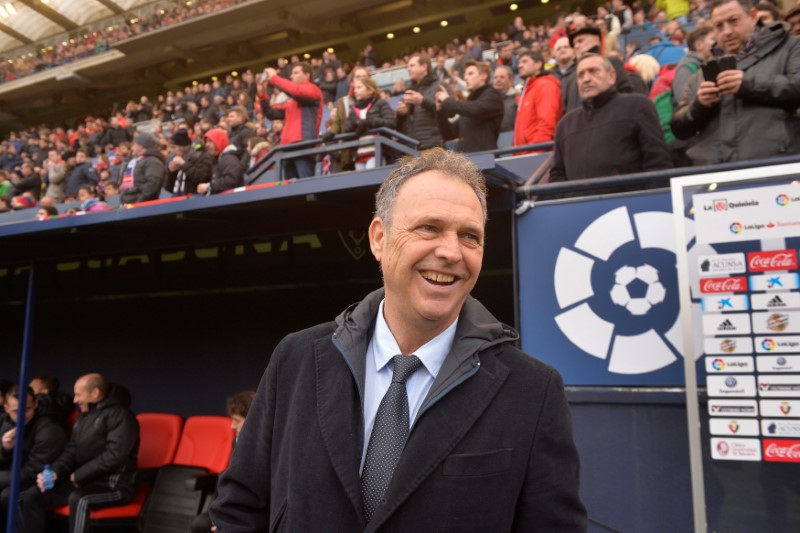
577,52,614,72
374,148,488,228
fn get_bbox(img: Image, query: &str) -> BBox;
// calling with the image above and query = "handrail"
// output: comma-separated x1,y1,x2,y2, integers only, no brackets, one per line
516,154,800,199
490,141,554,158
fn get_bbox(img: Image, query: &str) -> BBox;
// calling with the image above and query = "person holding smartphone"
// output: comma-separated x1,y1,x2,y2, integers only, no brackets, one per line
672,0,800,165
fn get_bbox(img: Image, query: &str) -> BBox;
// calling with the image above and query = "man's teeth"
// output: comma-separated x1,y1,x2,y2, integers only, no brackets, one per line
421,271,455,283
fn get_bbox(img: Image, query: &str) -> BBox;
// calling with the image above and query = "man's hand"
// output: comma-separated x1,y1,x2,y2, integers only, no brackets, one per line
696,80,721,107
264,68,277,80
396,101,409,116
435,85,450,105
168,155,185,172
403,90,424,106
36,471,57,492
1,427,15,451
197,183,210,194
716,69,744,96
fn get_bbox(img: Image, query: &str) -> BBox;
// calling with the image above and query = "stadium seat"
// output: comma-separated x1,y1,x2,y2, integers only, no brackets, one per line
52,413,183,526
138,416,234,532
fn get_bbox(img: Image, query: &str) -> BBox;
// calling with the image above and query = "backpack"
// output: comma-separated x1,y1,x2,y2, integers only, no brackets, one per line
653,62,698,143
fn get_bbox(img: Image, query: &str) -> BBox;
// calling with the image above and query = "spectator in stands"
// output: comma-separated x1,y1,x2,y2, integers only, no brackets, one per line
391,78,407,96
36,206,58,220
78,185,111,213
552,37,576,81
754,2,779,25
319,66,338,106
551,54,672,182
197,128,243,194
563,25,636,111
247,136,271,170
658,0,691,22
343,77,396,170
0,381,11,409
435,60,504,152
119,133,166,204
397,53,449,150
29,376,73,430
259,63,323,179
226,107,255,168
103,116,131,147
65,149,99,201
17,373,139,533
108,142,133,185
495,41,518,74
786,6,800,37
360,44,378,68
673,26,715,107
190,389,256,533
166,129,213,195
8,163,42,201
513,51,562,149
1,385,67,524
611,0,634,31
672,0,800,165
493,65,519,132
0,144,24,172
43,150,66,203
104,181,120,197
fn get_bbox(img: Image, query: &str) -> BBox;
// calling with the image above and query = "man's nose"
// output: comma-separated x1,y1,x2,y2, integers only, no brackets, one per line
435,233,462,263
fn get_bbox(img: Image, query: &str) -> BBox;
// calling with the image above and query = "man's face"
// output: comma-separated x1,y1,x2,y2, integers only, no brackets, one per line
227,111,243,127
290,66,308,84
712,0,756,54
517,55,541,79
577,56,616,101
553,37,575,65
231,414,245,438
75,151,87,164
29,378,45,395
790,14,800,37
73,379,97,413
572,33,600,55
5,395,36,424
132,142,146,156
78,188,91,203
493,67,512,92
368,171,484,339
755,9,774,25
407,57,427,82
695,32,716,60
463,66,486,92
205,137,219,157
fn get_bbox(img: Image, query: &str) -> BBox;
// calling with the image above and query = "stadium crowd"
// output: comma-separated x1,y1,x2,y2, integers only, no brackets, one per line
0,0,798,219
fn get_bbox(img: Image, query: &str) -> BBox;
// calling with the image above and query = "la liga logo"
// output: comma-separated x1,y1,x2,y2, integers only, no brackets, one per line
712,358,726,371
730,222,744,234
762,338,777,351
776,194,791,206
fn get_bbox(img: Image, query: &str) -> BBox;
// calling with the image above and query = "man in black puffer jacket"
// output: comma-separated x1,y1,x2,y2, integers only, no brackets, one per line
197,128,244,194
119,132,167,205
17,373,139,533
396,53,450,150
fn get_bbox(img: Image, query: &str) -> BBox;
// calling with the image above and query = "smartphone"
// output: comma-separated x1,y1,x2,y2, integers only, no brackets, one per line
702,59,720,84
260,71,269,83
718,55,737,72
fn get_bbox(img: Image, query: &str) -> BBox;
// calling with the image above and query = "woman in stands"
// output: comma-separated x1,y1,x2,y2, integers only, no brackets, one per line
342,76,396,171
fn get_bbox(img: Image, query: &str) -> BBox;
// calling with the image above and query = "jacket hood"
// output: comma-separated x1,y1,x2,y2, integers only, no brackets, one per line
97,384,132,411
413,73,439,90
143,147,165,161
204,128,230,153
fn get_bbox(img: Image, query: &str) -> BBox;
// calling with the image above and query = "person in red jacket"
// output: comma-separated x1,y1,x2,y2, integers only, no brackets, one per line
258,63,323,179
512,50,562,151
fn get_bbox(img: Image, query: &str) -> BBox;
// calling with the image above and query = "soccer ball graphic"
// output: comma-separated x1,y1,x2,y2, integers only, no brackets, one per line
609,264,667,316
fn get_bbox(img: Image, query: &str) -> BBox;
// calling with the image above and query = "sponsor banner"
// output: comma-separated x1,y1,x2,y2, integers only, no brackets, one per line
747,249,799,272
700,276,749,294
698,253,746,276
761,419,800,438
694,183,800,244
755,336,800,354
760,400,800,418
706,356,754,373
709,418,760,436
707,375,757,397
751,292,800,311
702,313,752,335
758,375,800,397
701,295,750,313
705,337,754,355
709,399,759,417
710,437,762,461
756,355,800,373
749,273,800,292
763,439,800,462
751,311,800,334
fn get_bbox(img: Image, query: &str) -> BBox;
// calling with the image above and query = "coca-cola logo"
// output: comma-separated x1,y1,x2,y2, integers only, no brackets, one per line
700,276,748,294
748,250,798,272
763,439,800,462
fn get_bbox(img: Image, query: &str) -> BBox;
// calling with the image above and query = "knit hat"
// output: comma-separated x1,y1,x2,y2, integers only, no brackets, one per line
568,26,602,48
133,132,157,150
171,129,192,147
203,128,229,153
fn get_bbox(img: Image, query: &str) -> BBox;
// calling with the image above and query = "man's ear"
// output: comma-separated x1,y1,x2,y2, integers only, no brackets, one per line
368,217,385,262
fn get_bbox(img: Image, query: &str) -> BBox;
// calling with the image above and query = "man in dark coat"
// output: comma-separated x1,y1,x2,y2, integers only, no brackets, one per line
225,107,255,168
165,129,214,195
0,386,67,524
551,54,672,183
197,128,244,195
396,54,450,150
64,149,98,200
435,60,504,152
119,133,167,204
17,373,139,533
210,150,587,531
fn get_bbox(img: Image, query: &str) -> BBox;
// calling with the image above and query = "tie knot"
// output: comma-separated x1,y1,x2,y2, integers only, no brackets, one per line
391,354,423,384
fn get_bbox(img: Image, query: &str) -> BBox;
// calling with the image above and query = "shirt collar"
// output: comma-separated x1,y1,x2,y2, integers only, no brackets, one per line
372,298,457,379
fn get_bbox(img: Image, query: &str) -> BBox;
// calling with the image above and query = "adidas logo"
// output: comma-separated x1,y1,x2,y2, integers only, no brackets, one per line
717,319,737,331
768,295,787,308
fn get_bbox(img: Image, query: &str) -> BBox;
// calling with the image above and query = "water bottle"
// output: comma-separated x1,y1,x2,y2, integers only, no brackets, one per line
42,464,54,491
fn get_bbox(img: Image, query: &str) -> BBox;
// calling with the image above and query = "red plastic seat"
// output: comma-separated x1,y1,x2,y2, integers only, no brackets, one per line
173,415,235,473
53,412,183,521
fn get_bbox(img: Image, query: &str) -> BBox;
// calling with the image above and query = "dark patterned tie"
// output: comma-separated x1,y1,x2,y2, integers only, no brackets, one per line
361,354,423,522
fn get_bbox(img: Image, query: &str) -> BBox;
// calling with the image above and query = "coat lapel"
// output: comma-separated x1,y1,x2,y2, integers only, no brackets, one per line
315,336,366,524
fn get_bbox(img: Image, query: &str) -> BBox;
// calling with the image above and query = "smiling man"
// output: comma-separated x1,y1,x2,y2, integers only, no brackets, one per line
210,149,587,532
